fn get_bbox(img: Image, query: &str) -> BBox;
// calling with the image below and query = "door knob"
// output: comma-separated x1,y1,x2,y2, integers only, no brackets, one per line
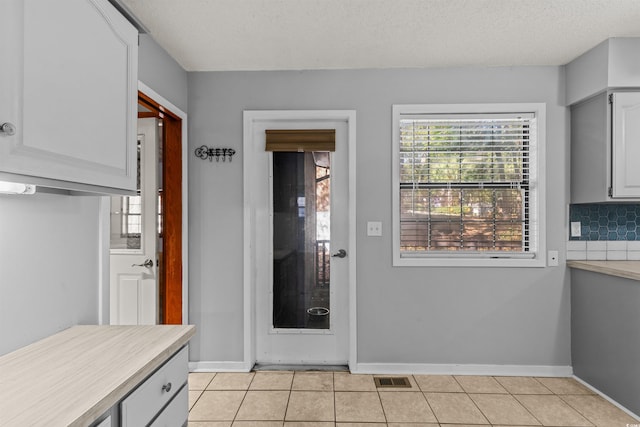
0,122,16,136
132,259,154,268
331,249,347,258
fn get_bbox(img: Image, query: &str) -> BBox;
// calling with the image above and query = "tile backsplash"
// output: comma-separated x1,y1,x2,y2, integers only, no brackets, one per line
568,203,640,260
567,240,640,261
569,203,640,241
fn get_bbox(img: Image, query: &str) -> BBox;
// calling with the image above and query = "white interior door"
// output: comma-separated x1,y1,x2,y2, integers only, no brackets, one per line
253,118,350,365
109,118,159,325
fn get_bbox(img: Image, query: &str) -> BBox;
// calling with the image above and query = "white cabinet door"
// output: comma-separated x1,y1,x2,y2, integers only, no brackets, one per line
0,0,137,192
612,92,640,198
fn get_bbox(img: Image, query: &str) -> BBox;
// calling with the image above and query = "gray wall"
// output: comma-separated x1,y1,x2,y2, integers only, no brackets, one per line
0,192,100,355
188,66,572,367
139,34,188,113
572,269,640,414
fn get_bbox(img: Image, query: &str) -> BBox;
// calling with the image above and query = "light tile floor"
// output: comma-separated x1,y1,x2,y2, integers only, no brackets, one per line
188,371,639,427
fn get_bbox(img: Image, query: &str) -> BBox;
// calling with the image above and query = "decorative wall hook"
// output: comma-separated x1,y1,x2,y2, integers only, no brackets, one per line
195,145,236,162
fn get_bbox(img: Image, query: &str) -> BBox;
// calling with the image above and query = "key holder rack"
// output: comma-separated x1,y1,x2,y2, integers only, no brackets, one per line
195,145,236,162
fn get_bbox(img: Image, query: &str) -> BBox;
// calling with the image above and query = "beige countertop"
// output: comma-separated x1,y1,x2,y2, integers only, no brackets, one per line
567,260,640,281
0,324,195,427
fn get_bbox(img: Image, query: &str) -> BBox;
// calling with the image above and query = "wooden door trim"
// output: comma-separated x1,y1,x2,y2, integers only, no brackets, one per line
138,89,183,324
162,116,183,324
139,91,181,121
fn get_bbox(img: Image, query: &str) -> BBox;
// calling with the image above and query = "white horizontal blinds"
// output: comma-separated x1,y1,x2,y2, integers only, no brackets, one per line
399,114,532,254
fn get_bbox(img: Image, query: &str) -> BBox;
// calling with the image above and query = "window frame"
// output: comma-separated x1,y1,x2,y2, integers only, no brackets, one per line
392,103,546,267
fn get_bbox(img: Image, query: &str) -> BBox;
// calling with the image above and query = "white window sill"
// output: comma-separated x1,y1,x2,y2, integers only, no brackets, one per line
393,256,546,268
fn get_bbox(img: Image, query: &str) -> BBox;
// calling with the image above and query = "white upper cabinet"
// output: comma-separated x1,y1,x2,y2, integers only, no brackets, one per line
571,91,640,203
611,92,640,198
0,0,138,193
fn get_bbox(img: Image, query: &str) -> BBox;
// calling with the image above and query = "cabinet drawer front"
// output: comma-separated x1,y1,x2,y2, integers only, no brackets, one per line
121,346,188,426
149,384,188,427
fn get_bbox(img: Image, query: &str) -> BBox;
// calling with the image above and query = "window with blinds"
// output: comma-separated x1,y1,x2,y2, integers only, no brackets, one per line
392,104,545,266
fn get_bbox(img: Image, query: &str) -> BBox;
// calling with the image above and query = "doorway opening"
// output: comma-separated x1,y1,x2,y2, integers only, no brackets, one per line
137,91,183,324
108,88,185,325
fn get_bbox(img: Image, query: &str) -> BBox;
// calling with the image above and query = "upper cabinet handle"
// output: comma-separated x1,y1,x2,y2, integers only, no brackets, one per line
0,123,16,136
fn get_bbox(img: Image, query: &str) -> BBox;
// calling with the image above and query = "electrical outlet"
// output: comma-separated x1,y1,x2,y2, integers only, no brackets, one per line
570,221,581,238
367,221,382,236
548,250,559,267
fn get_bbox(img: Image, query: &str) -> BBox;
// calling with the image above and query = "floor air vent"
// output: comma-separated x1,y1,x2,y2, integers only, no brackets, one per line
374,376,412,388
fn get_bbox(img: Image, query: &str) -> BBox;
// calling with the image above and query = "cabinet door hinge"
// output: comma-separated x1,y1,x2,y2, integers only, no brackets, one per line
609,94,614,104
608,186,613,197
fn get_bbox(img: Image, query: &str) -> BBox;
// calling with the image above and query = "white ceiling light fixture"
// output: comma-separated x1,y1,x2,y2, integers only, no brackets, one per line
0,181,37,195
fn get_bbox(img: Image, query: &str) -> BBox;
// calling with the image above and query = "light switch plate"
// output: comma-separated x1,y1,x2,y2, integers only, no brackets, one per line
548,250,559,267
367,221,382,236
570,221,581,238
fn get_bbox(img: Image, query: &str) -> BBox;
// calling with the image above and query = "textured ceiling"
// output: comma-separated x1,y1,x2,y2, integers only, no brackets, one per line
119,0,640,72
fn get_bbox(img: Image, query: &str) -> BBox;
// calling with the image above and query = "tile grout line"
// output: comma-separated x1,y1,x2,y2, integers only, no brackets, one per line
521,377,556,426
530,376,554,395
557,394,608,426
509,395,544,427
376,387,388,425
452,375,491,425
188,372,215,422
282,384,292,425
413,375,441,425
512,393,591,427
488,375,545,427
189,389,204,414
465,390,491,425
491,375,545,426
332,372,337,425
285,371,295,424
232,372,256,424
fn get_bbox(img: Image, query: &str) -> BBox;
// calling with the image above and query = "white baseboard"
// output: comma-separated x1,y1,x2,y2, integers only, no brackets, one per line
189,360,575,378
352,363,574,377
572,375,640,421
189,361,253,372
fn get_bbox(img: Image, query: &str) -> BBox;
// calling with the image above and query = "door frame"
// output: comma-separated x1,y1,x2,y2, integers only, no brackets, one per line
243,110,357,370
137,88,184,324
99,81,189,325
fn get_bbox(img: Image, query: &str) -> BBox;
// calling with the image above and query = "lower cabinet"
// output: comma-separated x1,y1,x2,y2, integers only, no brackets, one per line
121,345,189,427
571,269,640,415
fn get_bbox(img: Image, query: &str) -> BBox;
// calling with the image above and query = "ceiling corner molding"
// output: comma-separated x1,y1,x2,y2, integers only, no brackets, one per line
107,0,149,33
